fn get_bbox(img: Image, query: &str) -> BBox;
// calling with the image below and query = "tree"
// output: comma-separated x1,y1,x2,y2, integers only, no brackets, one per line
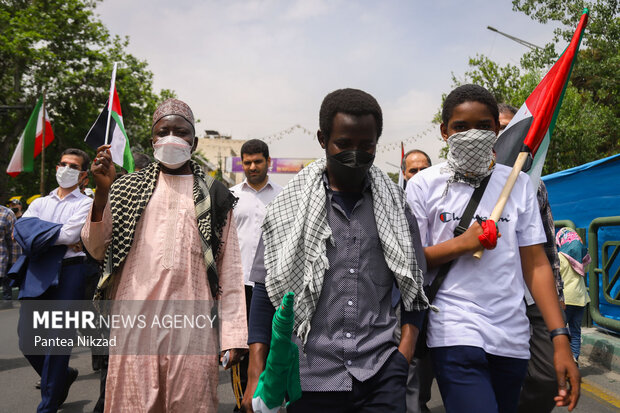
437,0,619,173
514,0,620,165
0,0,171,204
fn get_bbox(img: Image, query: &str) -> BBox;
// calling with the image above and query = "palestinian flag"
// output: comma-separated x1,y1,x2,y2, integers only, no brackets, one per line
494,8,589,185
7,97,54,177
84,87,134,173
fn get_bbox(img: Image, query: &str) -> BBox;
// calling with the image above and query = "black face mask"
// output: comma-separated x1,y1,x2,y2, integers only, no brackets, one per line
326,150,375,191
11,208,19,214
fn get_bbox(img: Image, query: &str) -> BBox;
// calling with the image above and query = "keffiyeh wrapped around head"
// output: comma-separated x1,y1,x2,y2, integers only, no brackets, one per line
442,129,497,195
556,227,591,276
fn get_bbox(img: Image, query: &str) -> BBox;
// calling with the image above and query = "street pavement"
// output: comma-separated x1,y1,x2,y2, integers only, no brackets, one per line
1,303,619,412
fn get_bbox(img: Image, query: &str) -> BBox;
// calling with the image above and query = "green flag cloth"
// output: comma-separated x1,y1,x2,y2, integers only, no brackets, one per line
252,292,302,412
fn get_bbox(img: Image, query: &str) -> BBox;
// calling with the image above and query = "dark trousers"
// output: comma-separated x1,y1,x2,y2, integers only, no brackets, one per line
93,355,108,413
405,355,434,413
1,275,12,301
417,354,434,410
517,304,559,413
287,350,409,413
232,285,253,410
18,262,86,413
432,346,528,413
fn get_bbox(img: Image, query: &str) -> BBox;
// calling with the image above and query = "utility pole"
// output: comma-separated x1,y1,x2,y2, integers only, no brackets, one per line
487,26,543,50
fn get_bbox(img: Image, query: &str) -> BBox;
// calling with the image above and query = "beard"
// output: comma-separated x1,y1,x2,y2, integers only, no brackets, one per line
246,170,268,185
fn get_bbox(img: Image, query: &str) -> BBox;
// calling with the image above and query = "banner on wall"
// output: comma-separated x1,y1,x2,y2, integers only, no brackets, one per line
226,157,316,174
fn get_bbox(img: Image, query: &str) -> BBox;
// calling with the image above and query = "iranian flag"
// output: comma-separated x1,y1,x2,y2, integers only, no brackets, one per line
6,97,54,177
494,8,589,185
84,86,134,173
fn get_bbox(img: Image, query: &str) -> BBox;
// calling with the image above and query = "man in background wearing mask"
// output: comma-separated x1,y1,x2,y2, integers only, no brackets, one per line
82,98,248,412
17,148,92,412
8,199,23,219
242,88,428,412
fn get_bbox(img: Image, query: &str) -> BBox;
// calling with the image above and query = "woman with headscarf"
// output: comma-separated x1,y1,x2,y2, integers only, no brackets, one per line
556,227,591,362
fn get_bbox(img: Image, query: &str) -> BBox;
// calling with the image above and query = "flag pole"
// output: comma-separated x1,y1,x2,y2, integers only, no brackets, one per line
104,62,118,145
474,9,588,260
473,152,529,259
40,91,46,195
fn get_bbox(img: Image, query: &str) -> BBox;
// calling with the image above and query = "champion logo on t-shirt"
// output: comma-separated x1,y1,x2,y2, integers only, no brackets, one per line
438,212,511,223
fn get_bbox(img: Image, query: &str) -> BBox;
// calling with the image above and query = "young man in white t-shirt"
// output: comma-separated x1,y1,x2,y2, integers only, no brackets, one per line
406,84,579,413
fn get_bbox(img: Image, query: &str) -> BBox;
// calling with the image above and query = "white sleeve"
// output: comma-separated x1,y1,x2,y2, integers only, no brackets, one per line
406,175,430,248
54,198,94,246
516,174,547,247
21,198,41,218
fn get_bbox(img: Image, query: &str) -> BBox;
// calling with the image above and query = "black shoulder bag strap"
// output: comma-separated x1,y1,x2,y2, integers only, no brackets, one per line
425,174,492,303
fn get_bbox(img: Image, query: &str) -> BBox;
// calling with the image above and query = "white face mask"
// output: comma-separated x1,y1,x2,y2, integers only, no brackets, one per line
153,135,193,169
56,166,81,189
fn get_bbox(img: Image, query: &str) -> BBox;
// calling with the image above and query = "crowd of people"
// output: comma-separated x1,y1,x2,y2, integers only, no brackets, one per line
0,84,583,413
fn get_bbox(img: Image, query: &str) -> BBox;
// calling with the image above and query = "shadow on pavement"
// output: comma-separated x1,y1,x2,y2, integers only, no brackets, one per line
0,356,30,372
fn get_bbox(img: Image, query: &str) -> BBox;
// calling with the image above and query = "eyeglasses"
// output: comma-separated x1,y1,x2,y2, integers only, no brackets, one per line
58,162,82,171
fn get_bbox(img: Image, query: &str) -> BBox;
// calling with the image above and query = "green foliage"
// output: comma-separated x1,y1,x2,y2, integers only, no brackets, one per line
514,0,619,110
0,0,170,203
545,86,616,172
438,0,619,170
387,171,399,184
515,0,620,172
454,56,526,105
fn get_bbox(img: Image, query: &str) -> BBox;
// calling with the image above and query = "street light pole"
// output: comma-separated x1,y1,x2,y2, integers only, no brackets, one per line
487,26,543,50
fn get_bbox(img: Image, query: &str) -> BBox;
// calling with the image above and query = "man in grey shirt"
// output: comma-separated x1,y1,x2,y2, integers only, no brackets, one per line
241,88,428,412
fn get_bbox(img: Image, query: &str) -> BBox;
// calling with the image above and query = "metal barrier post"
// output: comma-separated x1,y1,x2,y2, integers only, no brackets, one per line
588,216,620,332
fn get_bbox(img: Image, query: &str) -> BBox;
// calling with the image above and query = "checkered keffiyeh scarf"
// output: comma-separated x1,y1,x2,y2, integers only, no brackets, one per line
442,129,497,194
95,160,237,299
262,158,427,345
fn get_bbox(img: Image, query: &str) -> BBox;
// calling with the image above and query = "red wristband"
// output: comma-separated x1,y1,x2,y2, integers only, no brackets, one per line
478,219,498,249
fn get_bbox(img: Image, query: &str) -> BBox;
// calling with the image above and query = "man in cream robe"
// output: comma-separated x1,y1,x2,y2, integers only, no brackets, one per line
82,99,247,412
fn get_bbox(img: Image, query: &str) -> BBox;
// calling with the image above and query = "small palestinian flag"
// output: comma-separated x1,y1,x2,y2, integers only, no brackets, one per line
7,97,54,177
398,142,405,189
84,87,134,173
494,8,589,186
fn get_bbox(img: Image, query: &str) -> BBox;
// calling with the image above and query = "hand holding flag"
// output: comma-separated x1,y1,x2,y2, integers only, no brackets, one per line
84,64,134,173
475,8,589,259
